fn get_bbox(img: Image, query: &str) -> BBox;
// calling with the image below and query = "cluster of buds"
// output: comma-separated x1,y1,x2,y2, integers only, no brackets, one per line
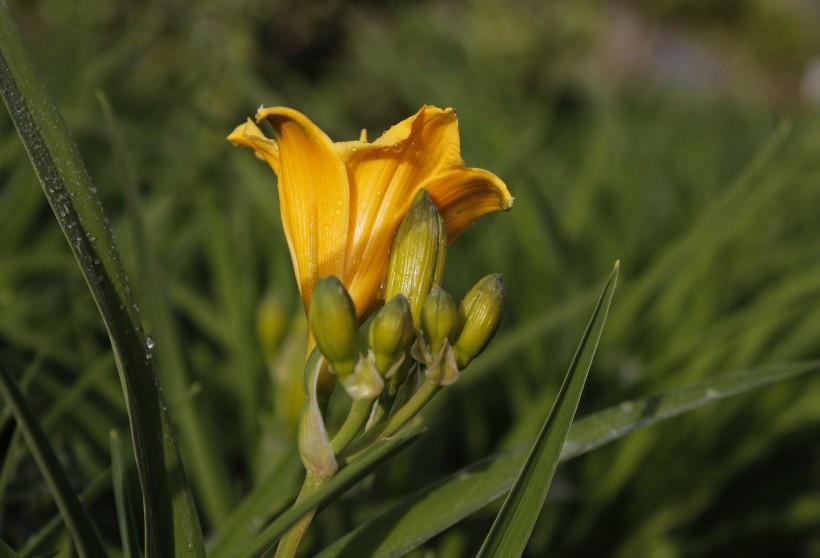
300,190,505,476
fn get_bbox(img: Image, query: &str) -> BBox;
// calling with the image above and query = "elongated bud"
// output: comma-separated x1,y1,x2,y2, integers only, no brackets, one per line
421,286,458,355
385,189,447,327
309,276,357,378
368,295,416,375
298,349,338,479
453,274,505,369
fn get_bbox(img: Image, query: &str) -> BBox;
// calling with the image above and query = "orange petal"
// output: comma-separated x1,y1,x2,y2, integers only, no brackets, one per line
340,107,462,316
256,107,350,311
422,168,513,241
227,119,280,174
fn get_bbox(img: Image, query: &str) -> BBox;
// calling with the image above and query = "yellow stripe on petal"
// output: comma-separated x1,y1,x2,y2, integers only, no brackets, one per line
256,107,350,311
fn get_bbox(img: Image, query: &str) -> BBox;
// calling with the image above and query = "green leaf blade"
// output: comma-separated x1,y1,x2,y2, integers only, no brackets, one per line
241,418,427,558
111,430,141,558
207,453,303,558
0,362,106,557
477,261,619,558
97,91,234,527
0,536,21,558
561,359,820,461
0,6,203,556
316,359,820,558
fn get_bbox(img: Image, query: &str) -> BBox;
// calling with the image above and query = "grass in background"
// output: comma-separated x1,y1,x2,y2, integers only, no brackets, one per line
1,0,820,555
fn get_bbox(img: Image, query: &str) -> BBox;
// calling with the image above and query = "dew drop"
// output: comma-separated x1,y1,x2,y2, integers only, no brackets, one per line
146,335,155,349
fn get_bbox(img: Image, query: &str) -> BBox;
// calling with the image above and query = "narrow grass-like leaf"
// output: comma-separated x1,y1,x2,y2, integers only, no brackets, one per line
0,6,204,557
0,537,21,558
207,452,303,558
562,359,820,459
0,428,20,523
0,349,45,521
615,120,791,327
316,359,820,557
97,91,234,525
460,288,598,386
111,430,140,558
20,464,117,557
476,261,618,558
0,362,106,557
241,418,426,558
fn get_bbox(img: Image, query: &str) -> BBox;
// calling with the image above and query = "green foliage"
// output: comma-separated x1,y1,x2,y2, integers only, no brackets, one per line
1,0,819,556
0,362,106,556
478,264,618,558
0,4,203,555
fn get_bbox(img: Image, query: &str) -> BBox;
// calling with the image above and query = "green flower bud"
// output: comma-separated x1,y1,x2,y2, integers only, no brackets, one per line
385,189,447,327
453,274,506,369
309,276,357,378
368,295,416,376
421,286,458,355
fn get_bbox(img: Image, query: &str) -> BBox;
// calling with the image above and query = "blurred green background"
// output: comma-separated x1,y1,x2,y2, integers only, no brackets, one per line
2,0,820,556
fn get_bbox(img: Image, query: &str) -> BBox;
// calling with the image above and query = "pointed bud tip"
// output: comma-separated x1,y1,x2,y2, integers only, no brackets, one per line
453,273,506,369
413,187,433,205
369,294,416,375
421,286,459,354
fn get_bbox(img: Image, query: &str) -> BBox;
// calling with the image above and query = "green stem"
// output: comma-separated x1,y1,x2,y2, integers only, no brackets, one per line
365,378,399,433
331,399,373,454
381,380,440,438
340,380,440,465
273,474,323,558
366,402,388,432
366,363,418,432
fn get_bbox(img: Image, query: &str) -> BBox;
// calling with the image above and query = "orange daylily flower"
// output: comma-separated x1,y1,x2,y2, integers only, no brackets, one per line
228,105,512,320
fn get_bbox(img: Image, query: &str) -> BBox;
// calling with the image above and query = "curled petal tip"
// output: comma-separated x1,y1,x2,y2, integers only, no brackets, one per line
227,118,263,145
501,193,514,211
254,106,321,131
226,119,280,170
